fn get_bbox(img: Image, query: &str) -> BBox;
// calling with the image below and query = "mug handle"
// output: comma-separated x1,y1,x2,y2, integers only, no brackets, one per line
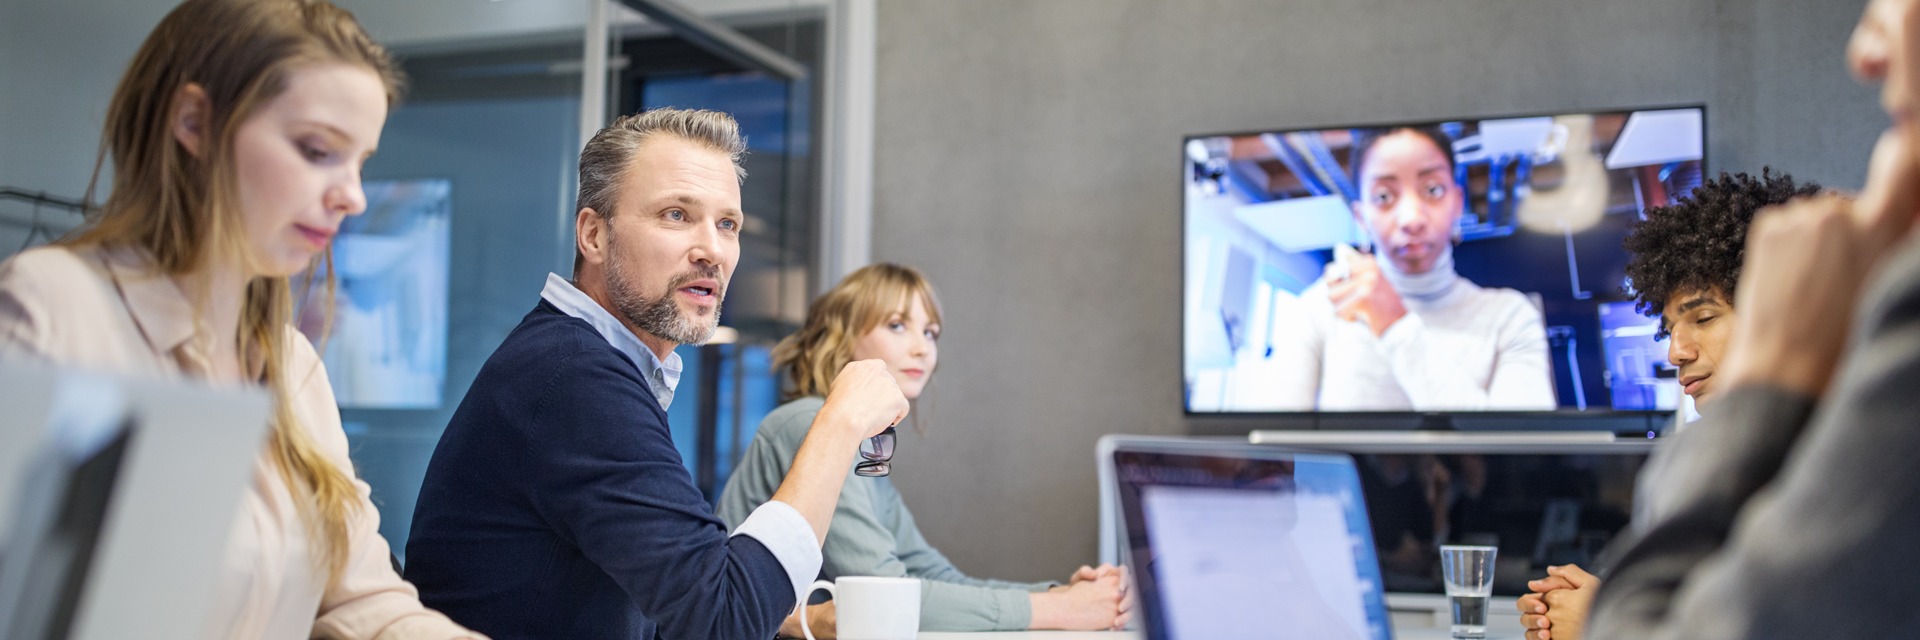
798,579,836,640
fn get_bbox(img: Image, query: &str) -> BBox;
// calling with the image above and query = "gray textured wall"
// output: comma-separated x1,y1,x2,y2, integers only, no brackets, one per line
0,0,175,202
872,0,1883,583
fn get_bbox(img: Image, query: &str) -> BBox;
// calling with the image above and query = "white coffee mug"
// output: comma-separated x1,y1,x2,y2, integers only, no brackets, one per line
798,576,921,640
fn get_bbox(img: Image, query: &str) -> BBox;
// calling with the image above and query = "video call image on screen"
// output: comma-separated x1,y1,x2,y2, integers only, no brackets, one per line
295,179,452,409
1184,108,1704,413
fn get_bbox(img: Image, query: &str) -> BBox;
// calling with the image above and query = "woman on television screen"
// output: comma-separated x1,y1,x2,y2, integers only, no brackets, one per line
1266,126,1557,411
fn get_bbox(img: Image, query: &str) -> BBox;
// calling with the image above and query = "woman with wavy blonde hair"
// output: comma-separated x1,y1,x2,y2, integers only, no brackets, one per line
0,0,482,637
717,263,1131,637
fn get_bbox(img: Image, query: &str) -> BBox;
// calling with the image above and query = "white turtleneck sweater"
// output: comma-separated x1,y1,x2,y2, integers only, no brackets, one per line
1253,246,1558,411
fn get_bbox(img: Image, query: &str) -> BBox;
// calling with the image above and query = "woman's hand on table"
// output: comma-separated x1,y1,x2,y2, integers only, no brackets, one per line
1064,563,1126,587
1032,569,1129,630
1061,564,1134,629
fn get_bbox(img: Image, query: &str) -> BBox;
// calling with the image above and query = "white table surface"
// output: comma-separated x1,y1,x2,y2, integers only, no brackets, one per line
919,628,1522,640
919,631,1521,640
916,594,1530,640
919,633,1136,639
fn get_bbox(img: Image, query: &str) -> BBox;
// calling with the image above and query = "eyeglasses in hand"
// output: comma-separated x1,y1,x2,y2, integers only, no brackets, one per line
855,426,896,477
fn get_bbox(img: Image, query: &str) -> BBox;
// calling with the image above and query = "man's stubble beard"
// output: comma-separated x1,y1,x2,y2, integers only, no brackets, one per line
604,233,725,346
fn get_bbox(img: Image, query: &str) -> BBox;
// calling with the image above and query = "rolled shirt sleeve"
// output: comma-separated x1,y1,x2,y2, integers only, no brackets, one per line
729,500,824,607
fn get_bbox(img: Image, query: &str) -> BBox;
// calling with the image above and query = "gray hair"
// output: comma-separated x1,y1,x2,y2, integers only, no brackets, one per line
572,107,747,275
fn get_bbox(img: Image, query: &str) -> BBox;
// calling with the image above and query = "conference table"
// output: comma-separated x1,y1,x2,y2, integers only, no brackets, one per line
922,631,1522,640
918,594,1530,640
921,628,1523,639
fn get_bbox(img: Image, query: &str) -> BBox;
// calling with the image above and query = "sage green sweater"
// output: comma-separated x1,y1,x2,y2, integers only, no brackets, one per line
716,397,1053,632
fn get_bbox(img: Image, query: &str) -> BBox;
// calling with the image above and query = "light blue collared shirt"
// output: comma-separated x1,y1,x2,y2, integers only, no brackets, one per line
540,273,683,409
537,273,820,601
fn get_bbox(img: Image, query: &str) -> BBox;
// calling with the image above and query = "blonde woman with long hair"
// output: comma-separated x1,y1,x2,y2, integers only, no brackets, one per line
717,264,1131,637
0,0,482,637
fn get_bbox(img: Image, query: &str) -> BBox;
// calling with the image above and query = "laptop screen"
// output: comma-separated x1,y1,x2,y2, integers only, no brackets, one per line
1115,447,1392,640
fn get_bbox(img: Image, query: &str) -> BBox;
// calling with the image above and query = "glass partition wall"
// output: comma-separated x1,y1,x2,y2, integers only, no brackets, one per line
621,20,823,502
340,41,584,557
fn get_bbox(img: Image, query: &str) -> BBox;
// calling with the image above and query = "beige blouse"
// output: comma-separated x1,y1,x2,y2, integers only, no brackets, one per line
0,245,484,640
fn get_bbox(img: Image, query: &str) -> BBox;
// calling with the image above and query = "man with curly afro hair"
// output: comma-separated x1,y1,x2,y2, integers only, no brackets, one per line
1621,169,1821,407
1514,169,1819,640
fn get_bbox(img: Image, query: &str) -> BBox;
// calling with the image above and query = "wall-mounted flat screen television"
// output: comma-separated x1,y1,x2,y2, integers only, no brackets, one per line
1184,107,1704,419
296,179,451,409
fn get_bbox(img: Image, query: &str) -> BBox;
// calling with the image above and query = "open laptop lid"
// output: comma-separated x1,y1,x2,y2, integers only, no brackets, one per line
1106,436,1392,640
0,363,270,640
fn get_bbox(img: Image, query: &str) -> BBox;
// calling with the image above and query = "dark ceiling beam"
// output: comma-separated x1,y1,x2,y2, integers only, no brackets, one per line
616,0,808,81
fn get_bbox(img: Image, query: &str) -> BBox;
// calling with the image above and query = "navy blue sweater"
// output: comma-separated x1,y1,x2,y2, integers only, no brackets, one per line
406,300,794,640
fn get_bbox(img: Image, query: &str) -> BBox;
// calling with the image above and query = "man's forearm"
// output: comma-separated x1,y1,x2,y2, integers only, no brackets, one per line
779,599,835,638
770,409,865,544
771,360,908,544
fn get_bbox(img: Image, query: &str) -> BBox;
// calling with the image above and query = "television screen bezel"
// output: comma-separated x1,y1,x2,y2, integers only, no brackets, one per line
1178,103,1707,426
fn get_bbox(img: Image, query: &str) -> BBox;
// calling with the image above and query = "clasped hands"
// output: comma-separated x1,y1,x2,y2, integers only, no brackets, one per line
1517,564,1598,640
1329,253,1408,338
1037,563,1134,631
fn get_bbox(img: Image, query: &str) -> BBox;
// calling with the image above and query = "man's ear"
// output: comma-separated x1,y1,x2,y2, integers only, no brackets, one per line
172,83,212,158
576,208,608,270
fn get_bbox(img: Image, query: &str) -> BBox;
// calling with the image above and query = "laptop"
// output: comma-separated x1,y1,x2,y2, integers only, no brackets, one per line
0,362,270,640
1102,435,1393,640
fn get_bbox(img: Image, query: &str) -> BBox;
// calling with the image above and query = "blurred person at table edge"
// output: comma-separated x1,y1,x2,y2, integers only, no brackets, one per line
0,0,485,637
1579,1,1920,638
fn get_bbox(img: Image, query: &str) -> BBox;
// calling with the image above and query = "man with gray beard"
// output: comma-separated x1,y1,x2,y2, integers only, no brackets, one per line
405,108,910,640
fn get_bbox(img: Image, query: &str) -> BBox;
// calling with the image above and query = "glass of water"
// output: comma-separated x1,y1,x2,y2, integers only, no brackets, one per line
1440,545,1497,639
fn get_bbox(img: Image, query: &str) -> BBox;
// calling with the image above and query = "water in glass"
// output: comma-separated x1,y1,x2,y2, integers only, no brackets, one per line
1440,545,1498,640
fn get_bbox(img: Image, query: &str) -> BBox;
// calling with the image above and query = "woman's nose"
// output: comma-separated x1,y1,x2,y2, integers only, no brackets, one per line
327,173,368,218
1394,198,1428,235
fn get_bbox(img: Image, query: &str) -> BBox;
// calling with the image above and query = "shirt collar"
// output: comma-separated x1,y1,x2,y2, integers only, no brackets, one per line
94,245,199,354
539,273,682,409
